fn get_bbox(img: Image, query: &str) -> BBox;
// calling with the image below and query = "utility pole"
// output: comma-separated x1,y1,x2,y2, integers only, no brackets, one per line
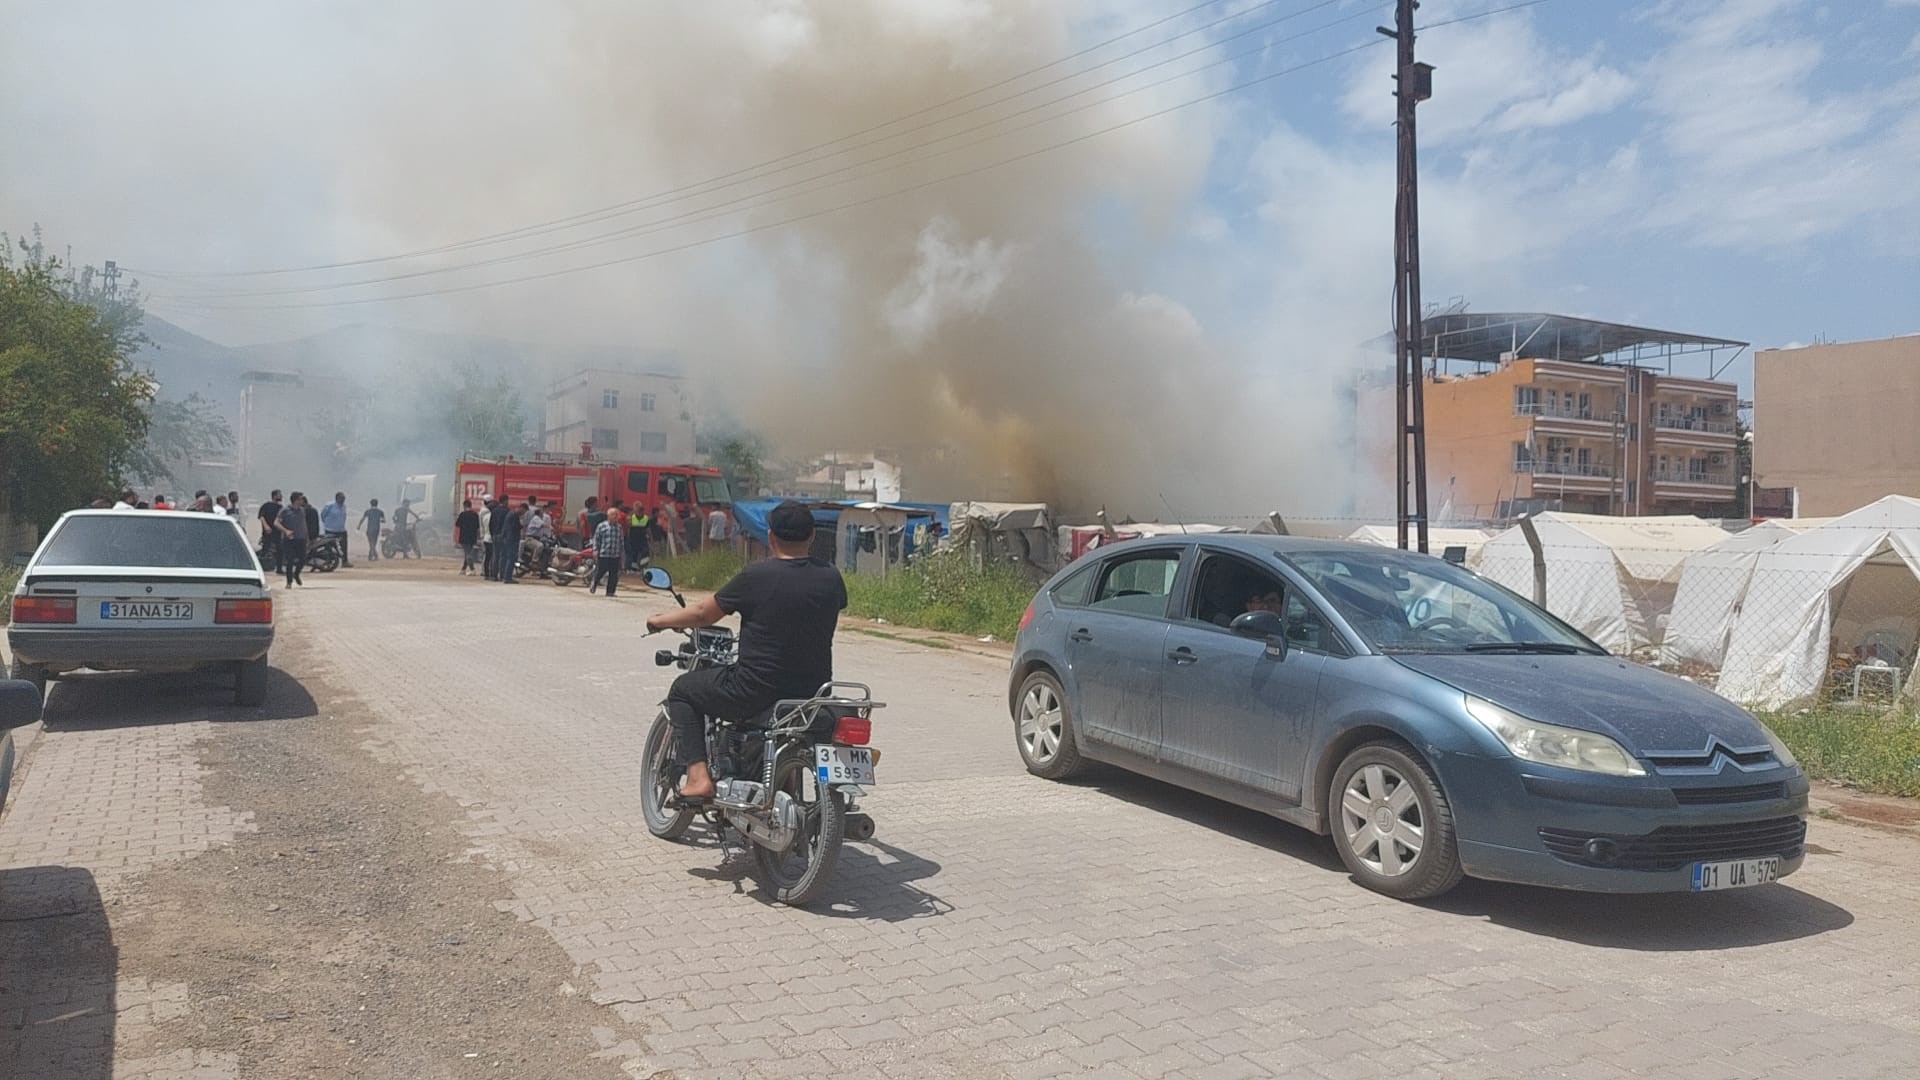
1382,0,1432,552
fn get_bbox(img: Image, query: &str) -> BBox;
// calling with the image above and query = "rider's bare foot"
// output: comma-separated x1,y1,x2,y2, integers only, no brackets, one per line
679,762,716,800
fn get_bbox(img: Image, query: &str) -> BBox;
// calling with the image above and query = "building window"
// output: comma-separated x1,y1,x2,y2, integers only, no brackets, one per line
591,428,619,451
638,431,668,452
641,393,657,413
1577,392,1591,418
602,389,619,409
1514,386,1539,414
1512,443,1532,470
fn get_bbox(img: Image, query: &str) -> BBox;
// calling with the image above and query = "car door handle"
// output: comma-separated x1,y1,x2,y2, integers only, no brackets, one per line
1168,646,1198,664
1068,628,1093,642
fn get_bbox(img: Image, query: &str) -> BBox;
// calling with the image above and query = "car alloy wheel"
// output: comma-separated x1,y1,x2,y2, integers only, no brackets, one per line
1019,682,1064,765
1340,763,1423,877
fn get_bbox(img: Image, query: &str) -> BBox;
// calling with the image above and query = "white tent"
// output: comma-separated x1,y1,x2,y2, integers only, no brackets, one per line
1661,520,1819,669
1344,525,1494,561
1473,513,1732,654
1714,496,1920,708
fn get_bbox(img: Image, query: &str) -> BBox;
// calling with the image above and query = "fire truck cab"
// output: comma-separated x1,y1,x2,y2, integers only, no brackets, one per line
451,453,731,542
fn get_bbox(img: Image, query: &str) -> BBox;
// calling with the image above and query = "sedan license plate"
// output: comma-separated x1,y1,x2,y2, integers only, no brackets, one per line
816,745,876,787
1691,856,1780,892
101,601,193,620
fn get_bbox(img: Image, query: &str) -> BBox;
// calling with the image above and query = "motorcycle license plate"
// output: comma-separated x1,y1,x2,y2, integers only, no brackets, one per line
816,745,876,786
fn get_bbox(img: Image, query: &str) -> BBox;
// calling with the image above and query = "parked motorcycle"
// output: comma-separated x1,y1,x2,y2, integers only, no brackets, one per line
305,534,344,573
256,535,281,573
638,568,881,906
544,540,595,586
380,521,422,560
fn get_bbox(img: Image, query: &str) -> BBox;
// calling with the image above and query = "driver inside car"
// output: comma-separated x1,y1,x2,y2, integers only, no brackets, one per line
644,501,847,800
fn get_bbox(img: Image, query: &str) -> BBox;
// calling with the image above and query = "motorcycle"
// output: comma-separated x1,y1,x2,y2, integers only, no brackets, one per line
256,535,281,573
305,534,344,573
544,539,596,586
380,520,424,559
638,568,881,906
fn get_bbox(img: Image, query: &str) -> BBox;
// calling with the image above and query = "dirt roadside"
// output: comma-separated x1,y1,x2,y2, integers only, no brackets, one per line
49,611,637,1077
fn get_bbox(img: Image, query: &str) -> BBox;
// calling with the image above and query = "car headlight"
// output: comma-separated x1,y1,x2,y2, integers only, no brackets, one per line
1464,696,1646,777
1760,725,1799,769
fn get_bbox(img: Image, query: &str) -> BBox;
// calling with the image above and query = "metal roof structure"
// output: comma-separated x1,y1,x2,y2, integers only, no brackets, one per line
1408,311,1749,377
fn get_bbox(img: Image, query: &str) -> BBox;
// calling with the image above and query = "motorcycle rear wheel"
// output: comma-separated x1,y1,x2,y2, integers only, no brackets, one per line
309,550,340,573
751,751,846,907
641,712,694,840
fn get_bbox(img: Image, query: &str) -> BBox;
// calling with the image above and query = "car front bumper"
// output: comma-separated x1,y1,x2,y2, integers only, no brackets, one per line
8,626,274,673
1441,750,1810,894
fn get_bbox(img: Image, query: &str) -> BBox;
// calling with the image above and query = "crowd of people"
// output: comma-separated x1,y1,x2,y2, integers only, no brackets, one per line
449,493,733,598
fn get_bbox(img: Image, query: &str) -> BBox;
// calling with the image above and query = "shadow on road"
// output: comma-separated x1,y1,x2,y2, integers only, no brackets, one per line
1426,877,1854,950
0,865,116,1079
685,836,953,921
40,667,317,730
1086,769,1347,874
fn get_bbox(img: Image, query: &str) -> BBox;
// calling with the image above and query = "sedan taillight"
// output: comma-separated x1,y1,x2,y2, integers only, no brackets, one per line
215,598,273,624
11,596,76,624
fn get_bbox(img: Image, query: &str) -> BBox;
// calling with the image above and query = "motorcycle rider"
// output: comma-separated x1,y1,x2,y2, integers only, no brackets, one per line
645,501,845,800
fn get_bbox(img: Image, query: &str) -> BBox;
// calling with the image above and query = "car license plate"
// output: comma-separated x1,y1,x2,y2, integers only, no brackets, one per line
101,601,193,620
1691,856,1780,892
816,745,876,786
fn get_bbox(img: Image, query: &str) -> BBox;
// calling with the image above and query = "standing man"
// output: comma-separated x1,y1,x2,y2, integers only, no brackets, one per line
227,491,243,521
392,499,420,559
322,491,352,567
590,505,626,597
578,497,605,552
302,496,322,559
114,488,137,510
497,500,525,584
455,498,482,575
214,493,232,516
626,504,650,570
276,492,309,588
258,489,284,569
358,498,386,561
704,502,733,551
478,496,497,578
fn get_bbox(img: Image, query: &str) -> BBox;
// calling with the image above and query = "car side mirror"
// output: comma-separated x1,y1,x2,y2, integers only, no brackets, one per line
1230,611,1288,656
1442,545,1467,566
641,567,673,590
0,679,44,730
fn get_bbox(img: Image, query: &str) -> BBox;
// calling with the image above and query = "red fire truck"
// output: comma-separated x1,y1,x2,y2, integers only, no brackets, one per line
451,453,732,542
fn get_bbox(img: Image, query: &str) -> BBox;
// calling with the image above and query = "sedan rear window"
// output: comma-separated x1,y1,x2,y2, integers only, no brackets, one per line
37,515,256,571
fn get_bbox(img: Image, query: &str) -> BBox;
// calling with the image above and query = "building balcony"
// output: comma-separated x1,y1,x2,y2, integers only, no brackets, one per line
1651,415,1737,436
1514,460,1618,480
1649,469,1736,488
1514,403,1614,422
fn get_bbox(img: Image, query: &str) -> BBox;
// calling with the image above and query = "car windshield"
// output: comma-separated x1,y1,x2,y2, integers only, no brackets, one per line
37,515,257,571
1288,549,1601,655
693,476,731,504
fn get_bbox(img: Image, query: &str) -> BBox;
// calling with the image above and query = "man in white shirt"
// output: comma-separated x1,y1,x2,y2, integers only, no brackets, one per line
704,503,732,550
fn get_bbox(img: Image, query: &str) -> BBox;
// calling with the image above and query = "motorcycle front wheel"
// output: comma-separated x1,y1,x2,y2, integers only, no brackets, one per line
751,751,846,907
641,712,694,840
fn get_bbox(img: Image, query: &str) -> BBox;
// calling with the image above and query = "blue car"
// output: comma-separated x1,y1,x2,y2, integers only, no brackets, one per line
1008,535,1808,900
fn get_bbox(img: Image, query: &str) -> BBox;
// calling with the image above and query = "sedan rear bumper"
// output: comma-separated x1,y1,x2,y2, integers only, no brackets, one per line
8,626,273,672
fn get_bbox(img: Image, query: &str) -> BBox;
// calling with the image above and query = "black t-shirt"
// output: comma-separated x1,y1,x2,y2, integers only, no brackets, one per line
455,509,481,545
258,500,282,535
716,556,847,698
487,504,509,537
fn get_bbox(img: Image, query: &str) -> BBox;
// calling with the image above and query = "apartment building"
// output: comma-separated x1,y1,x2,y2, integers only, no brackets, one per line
542,369,693,463
1754,335,1920,516
1360,313,1746,519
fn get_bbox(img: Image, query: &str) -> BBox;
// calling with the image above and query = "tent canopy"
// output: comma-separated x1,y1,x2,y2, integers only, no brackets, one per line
1660,520,1809,669
1715,496,1920,708
1345,525,1494,558
1474,513,1731,654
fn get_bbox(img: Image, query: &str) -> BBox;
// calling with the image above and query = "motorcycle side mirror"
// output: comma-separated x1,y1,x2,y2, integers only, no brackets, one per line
641,567,673,591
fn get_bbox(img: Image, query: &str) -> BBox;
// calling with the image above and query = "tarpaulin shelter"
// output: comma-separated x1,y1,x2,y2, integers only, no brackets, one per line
733,498,941,565
948,502,1057,575
1714,496,1920,708
1059,522,1241,562
1659,520,1813,669
1344,525,1495,561
1474,513,1731,654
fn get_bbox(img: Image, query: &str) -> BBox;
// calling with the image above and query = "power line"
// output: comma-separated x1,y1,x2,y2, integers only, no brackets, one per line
152,2,1383,302
129,0,1327,280
161,0,1557,313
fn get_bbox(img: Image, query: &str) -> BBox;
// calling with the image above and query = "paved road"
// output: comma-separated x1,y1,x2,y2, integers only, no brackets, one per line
5,568,1920,1078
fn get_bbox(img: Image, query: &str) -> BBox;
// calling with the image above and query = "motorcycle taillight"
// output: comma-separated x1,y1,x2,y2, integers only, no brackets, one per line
831,716,871,746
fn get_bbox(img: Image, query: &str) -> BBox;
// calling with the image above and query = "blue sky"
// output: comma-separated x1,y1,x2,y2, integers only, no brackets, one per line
1176,0,1920,392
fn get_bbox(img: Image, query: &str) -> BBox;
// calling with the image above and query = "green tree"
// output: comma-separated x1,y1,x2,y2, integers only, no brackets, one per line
129,393,237,490
0,232,155,528
440,362,533,457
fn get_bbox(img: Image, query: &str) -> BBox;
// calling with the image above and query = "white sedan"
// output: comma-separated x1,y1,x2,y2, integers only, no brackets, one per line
7,509,275,705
